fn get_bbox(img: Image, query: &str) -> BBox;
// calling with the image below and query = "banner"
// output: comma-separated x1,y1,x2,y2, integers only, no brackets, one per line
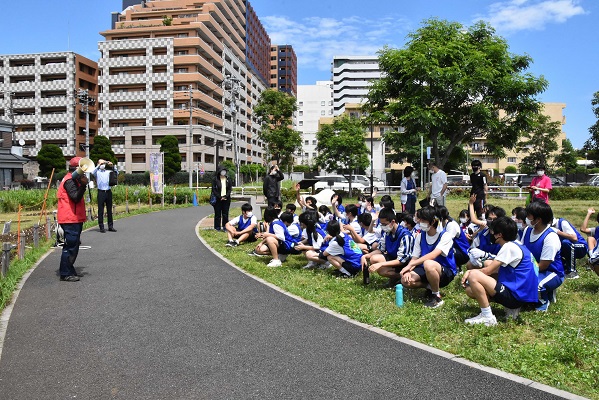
149,152,164,194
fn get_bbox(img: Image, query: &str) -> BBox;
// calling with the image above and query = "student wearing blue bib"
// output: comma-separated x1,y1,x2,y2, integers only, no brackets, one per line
466,195,506,269
344,212,381,254
551,216,588,279
251,209,300,267
224,202,257,247
581,207,599,277
400,207,457,308
295,212,330,270
322,220,363,278
521,201,564,312
462,217,539,326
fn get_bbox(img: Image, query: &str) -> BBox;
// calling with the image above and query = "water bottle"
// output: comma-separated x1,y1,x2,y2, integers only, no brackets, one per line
363,265,370,285
395,284,404,307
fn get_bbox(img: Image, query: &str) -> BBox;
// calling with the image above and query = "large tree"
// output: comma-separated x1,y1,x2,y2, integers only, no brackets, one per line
516,113,561,173
365,18,547,169
314,115,370,193
583,91,599,163
89,135,116,165
159,135,182,179
37,144,66,178
254,89,302,167
554,138,578,173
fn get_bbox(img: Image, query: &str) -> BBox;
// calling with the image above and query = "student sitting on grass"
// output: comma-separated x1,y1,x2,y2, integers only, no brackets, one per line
466,195,505,270
318,205,334,228
400,206,458,308
550,215,588,279
331,193,346,221
344,212,380,254
581,207,599,277
360,195,379,215
342,204,361,233
295,212,330,269
461,217,539,326
511,206,527,241
286,203,299,224
521,201,564,312
295,183,317,212
362,208,414,287
437,206,470,269
224,202,257,247
321,220,363,278
250,209,301,267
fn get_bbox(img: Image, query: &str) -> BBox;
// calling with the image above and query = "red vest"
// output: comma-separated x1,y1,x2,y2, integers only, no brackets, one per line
57,172,87,223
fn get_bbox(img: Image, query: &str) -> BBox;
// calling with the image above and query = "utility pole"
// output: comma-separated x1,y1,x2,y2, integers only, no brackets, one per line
4,91,15,145
223,75,241,186
188,85,194,188
76,89,95,158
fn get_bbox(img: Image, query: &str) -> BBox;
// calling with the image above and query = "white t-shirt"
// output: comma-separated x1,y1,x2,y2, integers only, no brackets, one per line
228,215,257,228
325,233,349,257
301,229,326,250
287,223,301,239
551,219,575,237
412,230,454,258
346,218,363,237
272,221,287,241
443,220,461,239
523,226,561,261
494,241,523,268
431,170,448,199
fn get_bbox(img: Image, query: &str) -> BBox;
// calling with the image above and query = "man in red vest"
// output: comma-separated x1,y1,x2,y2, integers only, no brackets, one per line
57,157,88,282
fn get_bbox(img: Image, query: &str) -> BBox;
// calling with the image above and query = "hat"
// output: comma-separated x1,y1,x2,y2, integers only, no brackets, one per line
69,157,82,167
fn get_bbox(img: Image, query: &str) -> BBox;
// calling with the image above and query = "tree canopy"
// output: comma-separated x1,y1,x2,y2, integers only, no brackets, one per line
517,113,561,173
89,135,117,165
159,135,182,179
314,115,370,192
554,138,578,173
37,144,66,178
583,91,599,162
254,89,302,167
365,18,547,169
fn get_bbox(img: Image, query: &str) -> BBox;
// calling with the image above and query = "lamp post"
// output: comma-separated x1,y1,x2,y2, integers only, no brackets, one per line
188,85,194,188
223,75,241,186
76,89,95,158
369,122,374,195
586,152,588,173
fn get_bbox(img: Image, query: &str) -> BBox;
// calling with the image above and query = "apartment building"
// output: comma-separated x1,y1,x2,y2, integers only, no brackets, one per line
331,55,381,116
0,52,99,161
98,0,270,173
295,81,334,165
270,45,297,96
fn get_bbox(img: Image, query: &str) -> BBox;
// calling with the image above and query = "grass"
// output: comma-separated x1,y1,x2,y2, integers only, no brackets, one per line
200,197,599,399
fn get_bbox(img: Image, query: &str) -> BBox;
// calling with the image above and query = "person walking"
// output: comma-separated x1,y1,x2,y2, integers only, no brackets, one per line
263,164,284,207
428,161,448,207
56,157,89,282
92,159,117,233
211,164,232,231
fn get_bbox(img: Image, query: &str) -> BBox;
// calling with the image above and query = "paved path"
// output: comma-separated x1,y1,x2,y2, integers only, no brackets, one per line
0,206,580,399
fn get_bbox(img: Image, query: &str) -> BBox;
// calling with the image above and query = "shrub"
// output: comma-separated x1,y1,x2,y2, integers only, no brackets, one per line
504,166,518,173
550,186,599,201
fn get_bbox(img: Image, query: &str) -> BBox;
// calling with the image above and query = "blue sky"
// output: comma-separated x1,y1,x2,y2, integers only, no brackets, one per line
1,0,597,148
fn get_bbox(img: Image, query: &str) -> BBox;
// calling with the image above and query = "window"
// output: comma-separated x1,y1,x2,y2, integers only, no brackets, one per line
298,101,303,106
299,121,303,126
298,111,303,116
321,110,325,115
176,68,188,73
312,140,317,145
507,157,517,163
304,140,309,145
321,101,325,106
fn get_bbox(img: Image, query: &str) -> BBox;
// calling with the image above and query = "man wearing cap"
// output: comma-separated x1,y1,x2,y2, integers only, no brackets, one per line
56,157,89,282
529,164,552,203
92,159,117,233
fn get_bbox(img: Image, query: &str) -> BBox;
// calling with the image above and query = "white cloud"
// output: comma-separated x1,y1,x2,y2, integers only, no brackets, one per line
478,0,587,32
261,15,405,73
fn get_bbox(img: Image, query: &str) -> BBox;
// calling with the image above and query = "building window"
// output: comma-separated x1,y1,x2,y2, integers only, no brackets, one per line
304,140,309,145
299,121,303,126
298,101,303,106
321,101,325,106
299,111,303,116
312,139,317,145
507,157,517,163
321,110,325,115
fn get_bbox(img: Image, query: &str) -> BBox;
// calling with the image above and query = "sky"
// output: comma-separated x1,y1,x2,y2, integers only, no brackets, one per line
1,0,597,148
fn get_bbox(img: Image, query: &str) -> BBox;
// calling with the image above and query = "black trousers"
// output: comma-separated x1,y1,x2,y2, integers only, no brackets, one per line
213,198,231,229
97,189,113,229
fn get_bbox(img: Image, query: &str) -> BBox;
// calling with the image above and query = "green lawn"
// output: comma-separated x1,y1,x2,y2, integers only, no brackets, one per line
200,196,599,399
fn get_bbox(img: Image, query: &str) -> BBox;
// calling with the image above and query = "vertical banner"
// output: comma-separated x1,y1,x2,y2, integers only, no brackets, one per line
149,152,164,194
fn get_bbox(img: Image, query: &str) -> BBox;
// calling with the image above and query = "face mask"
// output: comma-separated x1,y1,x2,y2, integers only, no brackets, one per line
381,224,393,233
537,170,544,176
270,171,277,175
411,172,416,178
361,202,367,207
420,223,430,232
429,169,434,174
245,212,253,218
220,170,227,176
459,218,467,224
399,221,406,228
516,222,524,230
473,167,479,172
99,164,106,170
525,217,534,227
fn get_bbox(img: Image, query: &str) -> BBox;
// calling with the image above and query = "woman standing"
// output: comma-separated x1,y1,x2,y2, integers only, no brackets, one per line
400,166,417,214
211,165,232,231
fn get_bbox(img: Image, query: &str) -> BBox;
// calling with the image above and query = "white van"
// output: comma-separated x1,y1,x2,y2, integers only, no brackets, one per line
314,175,366,192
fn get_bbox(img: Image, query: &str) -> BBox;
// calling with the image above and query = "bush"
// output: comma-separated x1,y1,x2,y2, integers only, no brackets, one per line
504,166,518,173
550,186,599,201
123,172,150,185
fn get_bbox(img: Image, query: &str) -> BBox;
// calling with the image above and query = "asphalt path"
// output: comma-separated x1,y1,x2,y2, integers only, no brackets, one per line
0,206,582,399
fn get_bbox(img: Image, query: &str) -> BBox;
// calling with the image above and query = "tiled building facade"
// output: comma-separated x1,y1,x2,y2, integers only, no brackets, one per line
270,45,297,96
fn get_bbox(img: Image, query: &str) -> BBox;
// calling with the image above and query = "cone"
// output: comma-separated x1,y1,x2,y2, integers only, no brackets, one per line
192,192,198,206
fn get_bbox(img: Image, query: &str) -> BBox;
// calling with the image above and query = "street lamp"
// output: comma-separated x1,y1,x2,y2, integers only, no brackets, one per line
586,152,588,172
223,75,241,187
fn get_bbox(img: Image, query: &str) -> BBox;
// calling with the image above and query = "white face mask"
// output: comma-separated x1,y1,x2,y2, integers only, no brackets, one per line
420,223,430,232
411,172,416,178
516,222,524,230
99,164,106,170
459,218,467,224
361,202,367,207
525,217,534,227
537,170,544,176
381,224,393,233
429,169,434,174
245,212,253,218
399,221,406,228
220,170,227,176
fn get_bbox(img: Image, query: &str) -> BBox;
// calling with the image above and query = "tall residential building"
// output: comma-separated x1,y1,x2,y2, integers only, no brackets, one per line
331,55,381,116
0,52,99,161
98,0,269,174
270,45,297,96
295,81,333,165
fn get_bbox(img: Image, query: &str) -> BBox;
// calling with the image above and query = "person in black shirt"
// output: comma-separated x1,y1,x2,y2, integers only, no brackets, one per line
469,160,488,219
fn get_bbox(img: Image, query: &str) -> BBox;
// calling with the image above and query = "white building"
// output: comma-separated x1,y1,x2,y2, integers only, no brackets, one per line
295,81,333,165
331,55,381,116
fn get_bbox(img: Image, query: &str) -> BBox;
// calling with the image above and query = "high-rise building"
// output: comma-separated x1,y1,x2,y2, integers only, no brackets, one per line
98,0,270,174
331,55,381,116
295,81,333,165
0,52,99,161
270,45,297,96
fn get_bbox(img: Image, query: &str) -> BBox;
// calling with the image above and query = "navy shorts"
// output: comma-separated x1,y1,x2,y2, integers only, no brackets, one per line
278,242,301,255
342,261,361,275
412,264,455,288
490,282,528,309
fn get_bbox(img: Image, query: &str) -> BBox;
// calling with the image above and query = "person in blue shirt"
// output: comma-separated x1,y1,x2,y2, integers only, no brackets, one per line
521,201,564,312
461,217,539,326
581,207,599,278
511,206,527,241
551,216,588,279
466,195,505,269
251,210,300,268
224,203,257,247
331,193,346,221
322,220,363,278
92,159,118,233
294,211,330,269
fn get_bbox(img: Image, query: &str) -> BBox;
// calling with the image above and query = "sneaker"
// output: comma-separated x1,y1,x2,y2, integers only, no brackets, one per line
424,289,434,300
536,301,551,312
465,313,498,326
279,254,288,262
424,295,444,308
318,261,332,270
225,241,235,247
504,307,521,320
60,275,80,282
565,271,580,279
248,250,264,257
230,240,239,247
332,270,351,278
302,261,316,269
266,259,282,268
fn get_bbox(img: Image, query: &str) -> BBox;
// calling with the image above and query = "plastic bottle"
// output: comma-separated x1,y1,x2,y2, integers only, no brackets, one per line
395,284,404,307
363,265,370,285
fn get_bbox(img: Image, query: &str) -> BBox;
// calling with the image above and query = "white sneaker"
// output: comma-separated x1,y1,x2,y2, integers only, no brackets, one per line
504,307,521,320
465,313,497,326
318,261,332,270
303,261,316,269
279,254,288,262
267,259,282,268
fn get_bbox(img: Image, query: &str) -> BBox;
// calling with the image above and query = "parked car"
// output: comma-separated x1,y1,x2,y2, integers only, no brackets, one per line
517,175,572,188
584,175,599,187
350,175,385,191
314,175,366,192
446,175,470,186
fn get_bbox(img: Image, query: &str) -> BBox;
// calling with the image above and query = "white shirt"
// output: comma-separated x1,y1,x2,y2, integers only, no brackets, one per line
346,218,363,237
551,219,575,237
325,233,349,256
228,215,257,228
494,241,523,268
412,230,453,258
287,223,301,239
443,220,461,239
431,169,447,199
523,226,561,261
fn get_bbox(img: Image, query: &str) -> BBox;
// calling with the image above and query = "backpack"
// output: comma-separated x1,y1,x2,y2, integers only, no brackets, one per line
109,170,118,186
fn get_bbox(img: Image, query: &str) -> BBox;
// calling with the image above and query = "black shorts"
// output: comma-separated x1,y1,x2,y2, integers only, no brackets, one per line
342,261,361,275
412,265,455,288
383,253,396,262
278,242,301,255
490,282,528,309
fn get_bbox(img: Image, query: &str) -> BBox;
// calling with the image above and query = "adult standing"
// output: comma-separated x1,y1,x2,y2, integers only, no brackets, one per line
56,157,88,282
400,166,417,214
263,164,284,207
211,164,232,231
529,164,552,203
92,159,117,233
469,159,488,218
428,161,448,207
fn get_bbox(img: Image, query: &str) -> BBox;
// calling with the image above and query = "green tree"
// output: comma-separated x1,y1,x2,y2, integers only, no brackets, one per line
159,135,182,179
314,115,370,192
254,89,302,167
504,165,518,173
37,144,66,178
516,113,561,173
89,135,116,165
365,18,547,169
554,138,578,173
583,91,599,163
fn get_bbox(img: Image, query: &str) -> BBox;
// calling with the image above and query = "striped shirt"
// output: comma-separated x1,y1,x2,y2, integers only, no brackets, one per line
380,228,415,264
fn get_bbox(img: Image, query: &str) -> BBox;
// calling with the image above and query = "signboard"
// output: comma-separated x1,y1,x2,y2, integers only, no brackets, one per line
149,152,164,194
